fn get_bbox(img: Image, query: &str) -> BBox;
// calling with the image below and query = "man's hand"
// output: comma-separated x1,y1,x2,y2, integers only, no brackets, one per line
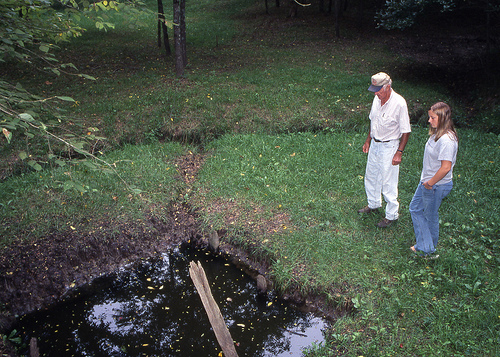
392,132,410,165
392,151,403,165
362,141,370,153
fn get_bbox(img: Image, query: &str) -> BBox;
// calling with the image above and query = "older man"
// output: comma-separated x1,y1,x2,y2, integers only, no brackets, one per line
358,72,411,228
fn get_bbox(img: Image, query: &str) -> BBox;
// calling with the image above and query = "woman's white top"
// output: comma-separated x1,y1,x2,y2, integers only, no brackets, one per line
421,132,458,185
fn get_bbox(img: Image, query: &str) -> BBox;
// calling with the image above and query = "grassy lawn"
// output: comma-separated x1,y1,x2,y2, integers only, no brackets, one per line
194,129,500,356
1,0,499,355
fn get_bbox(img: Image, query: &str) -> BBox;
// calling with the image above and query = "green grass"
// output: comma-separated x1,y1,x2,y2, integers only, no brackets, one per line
194,128,500,356
1,0,500,355
0,142,191,243
1,0,458,152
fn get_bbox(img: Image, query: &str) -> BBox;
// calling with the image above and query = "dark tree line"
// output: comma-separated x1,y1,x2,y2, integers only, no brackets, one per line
155,0,499,76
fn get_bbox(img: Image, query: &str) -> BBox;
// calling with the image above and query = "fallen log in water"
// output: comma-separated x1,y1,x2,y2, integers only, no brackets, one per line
189,260,238,357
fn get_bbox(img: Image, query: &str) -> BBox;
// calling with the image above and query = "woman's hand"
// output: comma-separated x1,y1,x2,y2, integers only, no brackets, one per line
423,160,452,190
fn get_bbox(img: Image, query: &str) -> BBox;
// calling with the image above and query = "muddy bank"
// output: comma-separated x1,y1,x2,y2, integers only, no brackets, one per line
0,200,200,356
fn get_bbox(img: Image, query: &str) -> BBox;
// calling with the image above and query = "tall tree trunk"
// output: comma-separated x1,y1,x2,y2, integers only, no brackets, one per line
173,0,186,76
357,0,363,28
180,0,186,65
157,0,171,55
485,0,491,53
334,0,340,37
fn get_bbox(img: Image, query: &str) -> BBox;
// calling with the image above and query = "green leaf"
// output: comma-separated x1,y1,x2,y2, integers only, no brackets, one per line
1,123,13,129
39,45,50,53
28,160,42,171
82,161,99,170
19,113,35,122
163,20,174,29
79,74,96,80
73,142,85,150
73,182,87,193
56,96,76,102
60,63,78,70
63,181,74,191
2,128,12,143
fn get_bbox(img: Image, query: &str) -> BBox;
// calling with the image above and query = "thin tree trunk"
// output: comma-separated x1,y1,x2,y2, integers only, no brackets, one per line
158,0,171,55
334,0,340,37
173,0,186,76
357,0,363,28
486,0,491,53
180,0,186,65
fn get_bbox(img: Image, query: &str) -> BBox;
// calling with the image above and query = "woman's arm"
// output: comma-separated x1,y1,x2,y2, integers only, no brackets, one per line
423,160,452,189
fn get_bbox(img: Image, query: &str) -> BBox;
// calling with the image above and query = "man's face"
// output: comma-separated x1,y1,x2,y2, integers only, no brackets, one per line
374,85,391,102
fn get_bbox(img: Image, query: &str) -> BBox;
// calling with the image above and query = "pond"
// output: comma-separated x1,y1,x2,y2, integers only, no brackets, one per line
14,245,327,356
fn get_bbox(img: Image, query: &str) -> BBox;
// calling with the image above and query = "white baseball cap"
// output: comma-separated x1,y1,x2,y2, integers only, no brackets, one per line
368,72,391,92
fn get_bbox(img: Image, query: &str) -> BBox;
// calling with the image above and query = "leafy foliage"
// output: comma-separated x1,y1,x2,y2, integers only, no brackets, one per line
0,0,150,188
375,0,455,29
375,0,500,32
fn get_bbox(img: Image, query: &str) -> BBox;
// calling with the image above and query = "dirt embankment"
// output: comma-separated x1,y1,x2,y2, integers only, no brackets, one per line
0,154,201,355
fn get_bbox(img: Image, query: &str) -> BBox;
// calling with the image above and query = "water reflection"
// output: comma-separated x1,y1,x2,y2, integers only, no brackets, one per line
16,245,326,356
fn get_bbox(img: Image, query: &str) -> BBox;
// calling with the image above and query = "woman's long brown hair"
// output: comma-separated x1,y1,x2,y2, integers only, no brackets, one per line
429,102,458,142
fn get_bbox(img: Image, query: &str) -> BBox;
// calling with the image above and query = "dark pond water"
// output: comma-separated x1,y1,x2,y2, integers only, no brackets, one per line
15,245,327,356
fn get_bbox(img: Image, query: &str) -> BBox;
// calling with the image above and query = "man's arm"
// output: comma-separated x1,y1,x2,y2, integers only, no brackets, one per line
362,130,371,153
392,132,410,165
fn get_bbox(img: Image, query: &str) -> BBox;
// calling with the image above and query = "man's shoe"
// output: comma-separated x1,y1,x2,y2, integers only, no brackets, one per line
357,206,378,214
377,218,396,228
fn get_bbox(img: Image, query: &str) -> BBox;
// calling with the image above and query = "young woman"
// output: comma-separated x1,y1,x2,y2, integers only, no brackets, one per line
409,102,458,258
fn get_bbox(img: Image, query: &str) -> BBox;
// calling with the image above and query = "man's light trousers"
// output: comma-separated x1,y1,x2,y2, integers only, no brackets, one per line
364,139,400,221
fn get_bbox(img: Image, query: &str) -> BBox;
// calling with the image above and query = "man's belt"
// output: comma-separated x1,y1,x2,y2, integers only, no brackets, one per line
373,138,392,143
